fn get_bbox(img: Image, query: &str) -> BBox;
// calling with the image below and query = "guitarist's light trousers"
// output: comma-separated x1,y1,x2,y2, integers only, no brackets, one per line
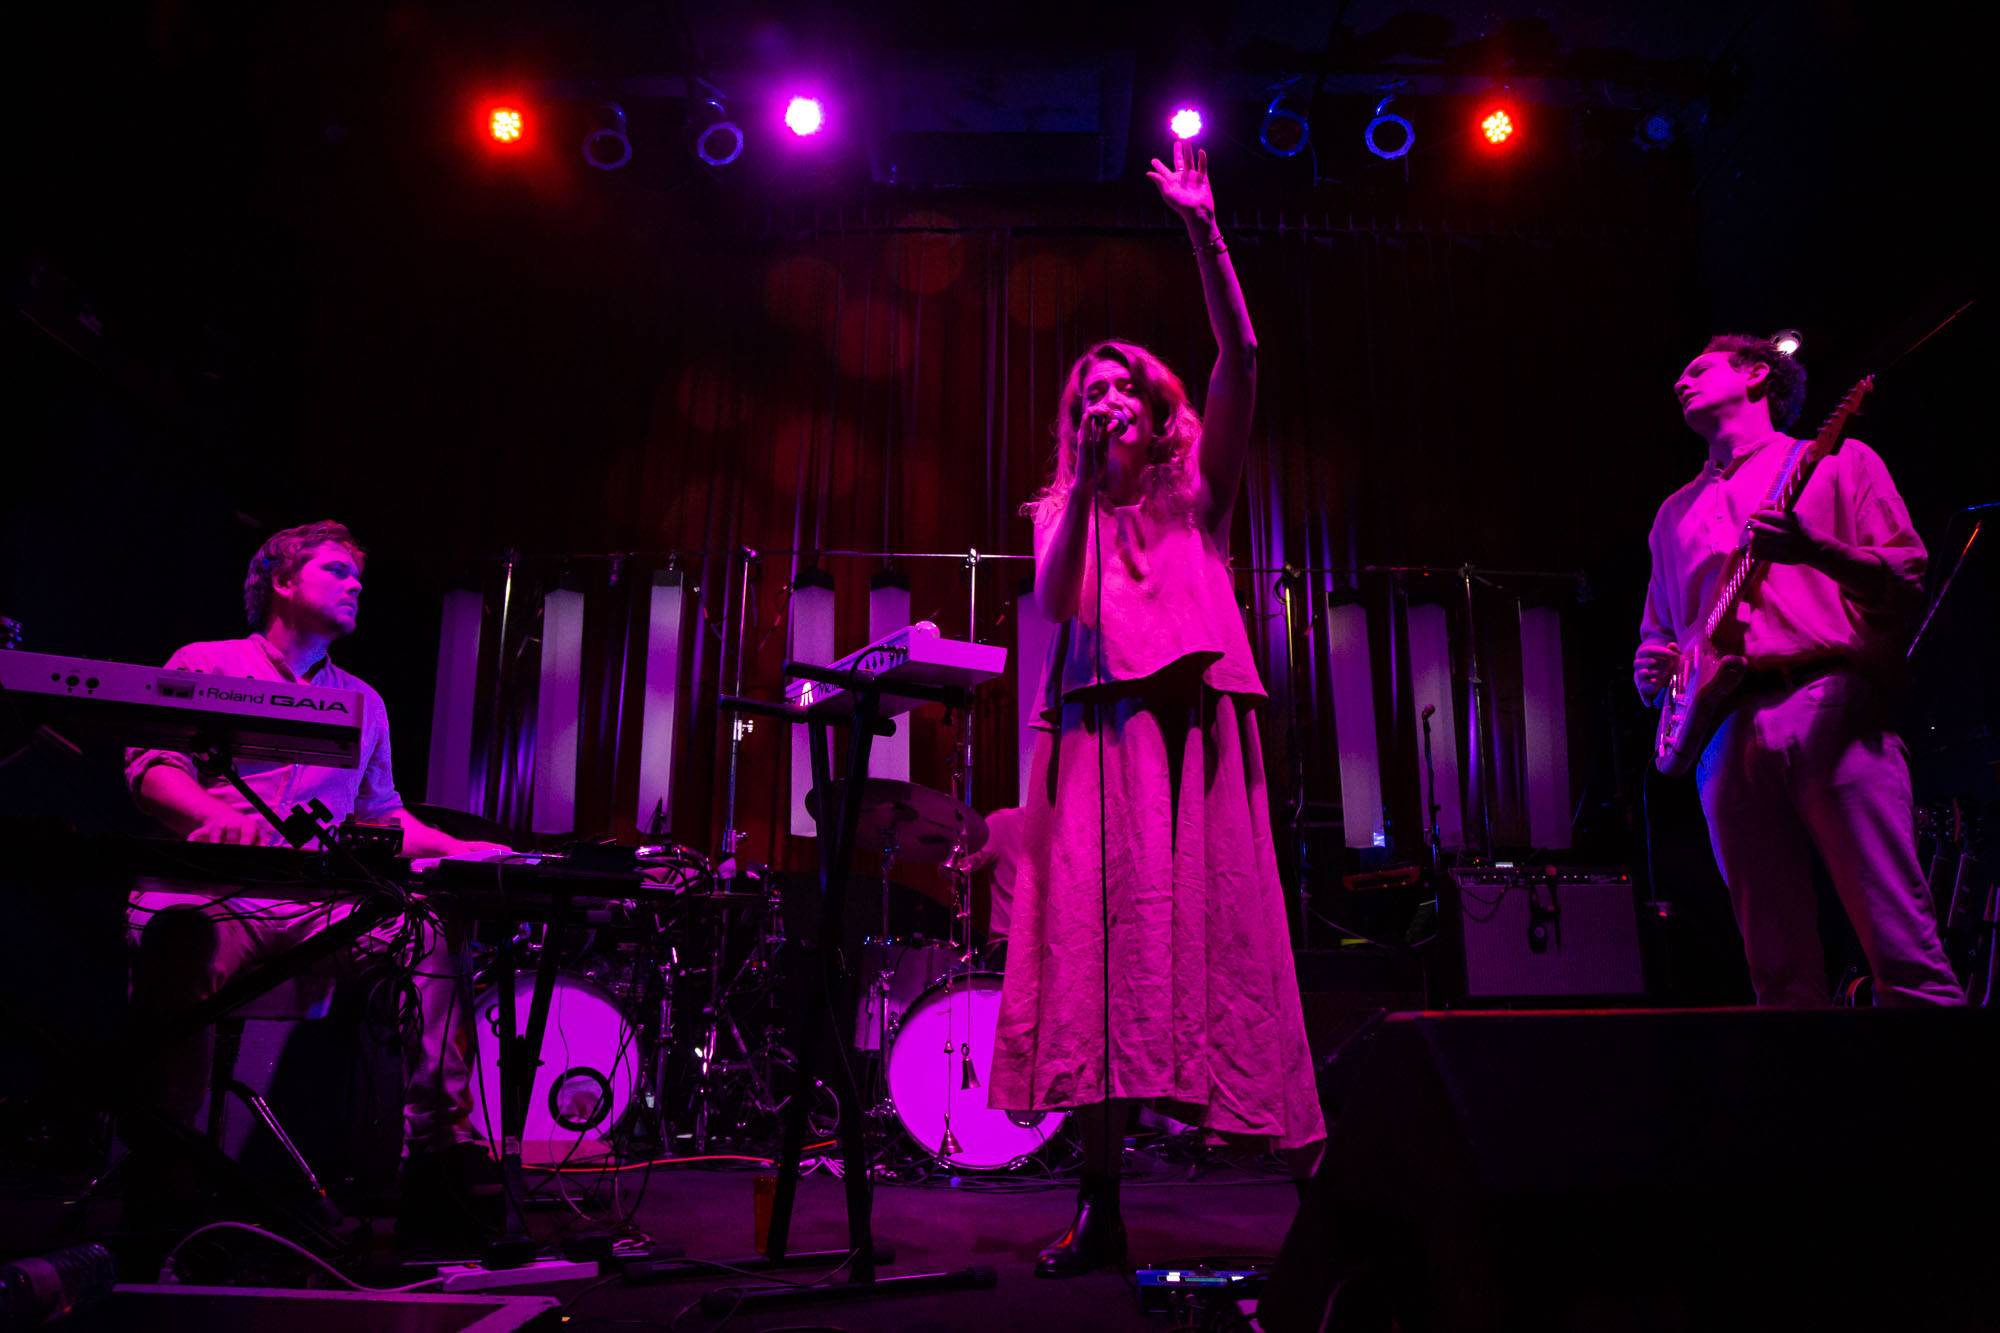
1695,668,1964,1007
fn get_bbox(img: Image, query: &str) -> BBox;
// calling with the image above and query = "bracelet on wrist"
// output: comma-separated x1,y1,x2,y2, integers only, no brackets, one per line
1192,233,1228,258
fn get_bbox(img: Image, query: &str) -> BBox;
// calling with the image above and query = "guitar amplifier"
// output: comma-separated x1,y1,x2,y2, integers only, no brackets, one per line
1448,866,1646,1001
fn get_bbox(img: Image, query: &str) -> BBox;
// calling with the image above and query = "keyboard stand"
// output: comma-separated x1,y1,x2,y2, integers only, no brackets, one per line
710,660,996,1314
1,827,398,1257
481,883,573,1261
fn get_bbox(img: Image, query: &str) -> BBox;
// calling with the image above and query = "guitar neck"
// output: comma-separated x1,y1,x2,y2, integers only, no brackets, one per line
1693,374,1875,645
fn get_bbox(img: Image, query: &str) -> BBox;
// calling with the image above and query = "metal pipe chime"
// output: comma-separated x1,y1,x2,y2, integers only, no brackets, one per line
721,548,757,865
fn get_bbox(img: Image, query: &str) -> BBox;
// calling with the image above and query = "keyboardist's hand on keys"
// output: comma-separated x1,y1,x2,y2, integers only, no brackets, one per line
188,810,269,845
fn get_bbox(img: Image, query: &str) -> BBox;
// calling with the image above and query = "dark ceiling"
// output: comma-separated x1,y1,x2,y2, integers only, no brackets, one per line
15,1,1980,382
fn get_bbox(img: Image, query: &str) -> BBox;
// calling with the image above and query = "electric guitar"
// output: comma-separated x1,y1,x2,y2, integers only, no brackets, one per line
1652,375,1875,776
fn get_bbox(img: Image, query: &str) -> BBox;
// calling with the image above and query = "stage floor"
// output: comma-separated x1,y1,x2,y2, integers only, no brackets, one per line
509,1164,1298,1331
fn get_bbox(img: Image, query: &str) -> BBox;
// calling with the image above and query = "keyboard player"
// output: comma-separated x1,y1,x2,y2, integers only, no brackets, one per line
124,520,507,1240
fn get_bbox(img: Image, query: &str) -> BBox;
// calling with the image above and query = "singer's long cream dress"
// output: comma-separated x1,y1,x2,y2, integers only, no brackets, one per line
988,490,1325,1150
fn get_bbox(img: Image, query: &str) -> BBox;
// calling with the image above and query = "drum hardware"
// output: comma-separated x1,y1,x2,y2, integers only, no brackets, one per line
804,778,986,951
805,779,988,873
807,779,1004,1169
671,868,800,1152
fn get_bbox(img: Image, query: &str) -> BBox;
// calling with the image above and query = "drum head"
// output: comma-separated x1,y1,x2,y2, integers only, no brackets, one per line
885,973,1065,1170
471,974,638,1164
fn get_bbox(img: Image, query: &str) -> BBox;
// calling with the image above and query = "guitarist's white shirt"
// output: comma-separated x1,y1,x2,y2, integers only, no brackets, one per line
1640,436,1926,675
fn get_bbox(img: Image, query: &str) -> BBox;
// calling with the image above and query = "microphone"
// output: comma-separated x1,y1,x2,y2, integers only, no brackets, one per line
1086,404,1129,435
1080,406,1127,470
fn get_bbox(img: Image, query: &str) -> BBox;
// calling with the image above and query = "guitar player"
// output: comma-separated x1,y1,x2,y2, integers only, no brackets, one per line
1634,334,1962,1007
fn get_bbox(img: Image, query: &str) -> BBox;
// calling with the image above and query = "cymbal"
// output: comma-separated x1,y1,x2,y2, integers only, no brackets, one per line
805,779,987,865
406,803,515,847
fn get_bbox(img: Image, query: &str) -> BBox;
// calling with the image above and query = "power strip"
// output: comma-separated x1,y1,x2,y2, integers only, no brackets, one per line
435,1257,600,1293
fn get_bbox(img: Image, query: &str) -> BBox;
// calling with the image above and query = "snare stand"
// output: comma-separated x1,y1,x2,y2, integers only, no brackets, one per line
710,660,996,1314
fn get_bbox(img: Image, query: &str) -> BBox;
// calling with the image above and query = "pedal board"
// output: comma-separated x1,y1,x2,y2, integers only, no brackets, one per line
1134,1259,1272,1313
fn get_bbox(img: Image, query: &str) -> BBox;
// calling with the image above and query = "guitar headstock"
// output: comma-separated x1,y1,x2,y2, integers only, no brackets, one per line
1802,374,1875,464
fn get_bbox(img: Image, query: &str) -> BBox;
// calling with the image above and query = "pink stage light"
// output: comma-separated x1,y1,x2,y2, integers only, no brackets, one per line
784,96,826,137
1169,107,1204,140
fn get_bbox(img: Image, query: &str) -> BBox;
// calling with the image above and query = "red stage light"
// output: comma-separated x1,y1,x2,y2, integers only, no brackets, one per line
488,106,525,144
1479,108,1516,146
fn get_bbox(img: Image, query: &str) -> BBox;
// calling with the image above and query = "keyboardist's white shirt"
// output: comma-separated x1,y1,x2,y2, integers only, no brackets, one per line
124,634,402,843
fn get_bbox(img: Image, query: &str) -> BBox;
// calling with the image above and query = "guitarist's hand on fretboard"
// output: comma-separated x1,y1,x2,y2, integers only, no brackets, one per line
1745,506,1833,567
1634,640,1679,707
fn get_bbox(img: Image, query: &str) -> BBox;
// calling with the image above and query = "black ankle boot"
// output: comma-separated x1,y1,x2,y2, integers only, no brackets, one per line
1036,1172,1127,1278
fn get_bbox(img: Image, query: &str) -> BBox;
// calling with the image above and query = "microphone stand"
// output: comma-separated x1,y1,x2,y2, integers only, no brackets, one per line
1908,504,1991,662
1421,705,1443,877
1458,564,1496,861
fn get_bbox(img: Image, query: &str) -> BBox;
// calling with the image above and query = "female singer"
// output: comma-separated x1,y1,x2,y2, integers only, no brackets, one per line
990,139,1324,1278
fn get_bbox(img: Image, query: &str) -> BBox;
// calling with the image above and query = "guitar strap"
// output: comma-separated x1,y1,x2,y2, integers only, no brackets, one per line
1710,436,1811,643
1757,435,1812,513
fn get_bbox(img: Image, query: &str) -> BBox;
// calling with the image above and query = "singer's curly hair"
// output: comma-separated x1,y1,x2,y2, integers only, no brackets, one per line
243,521,366,631
1705,333,1808,429
1023,341,1203,526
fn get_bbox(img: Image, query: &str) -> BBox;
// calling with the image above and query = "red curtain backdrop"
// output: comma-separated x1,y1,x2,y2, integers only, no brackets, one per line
301,207,1696,878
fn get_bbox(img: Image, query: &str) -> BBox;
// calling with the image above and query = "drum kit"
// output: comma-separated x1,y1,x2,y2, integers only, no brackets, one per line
459,780,1065,1172
814,777,1067,1170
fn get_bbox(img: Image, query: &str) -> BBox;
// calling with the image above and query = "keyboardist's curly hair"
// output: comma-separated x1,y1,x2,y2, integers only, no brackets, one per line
243,521,367,631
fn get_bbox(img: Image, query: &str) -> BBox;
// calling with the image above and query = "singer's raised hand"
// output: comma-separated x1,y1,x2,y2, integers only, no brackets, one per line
1146,138,1214,224
1151,137,1256,538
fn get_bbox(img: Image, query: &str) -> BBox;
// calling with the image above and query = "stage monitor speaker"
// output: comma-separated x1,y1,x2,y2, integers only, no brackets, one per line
1449,866,1644,1001
1261,1008,2000,1333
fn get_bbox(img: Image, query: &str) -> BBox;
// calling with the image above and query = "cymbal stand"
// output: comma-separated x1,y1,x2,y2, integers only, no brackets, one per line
718,547,759,872
691,894,730,1152
687,892,783,1152
866,838,901,1120
626,924,675,1155
953,551,984,967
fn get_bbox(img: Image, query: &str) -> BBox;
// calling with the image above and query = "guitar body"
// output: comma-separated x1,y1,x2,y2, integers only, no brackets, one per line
1648,374,1876,778
1653,636,1747,777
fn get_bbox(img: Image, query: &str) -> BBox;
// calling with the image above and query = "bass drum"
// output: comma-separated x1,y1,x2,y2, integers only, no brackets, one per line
470,974,638,1165
885,972,1065,1170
